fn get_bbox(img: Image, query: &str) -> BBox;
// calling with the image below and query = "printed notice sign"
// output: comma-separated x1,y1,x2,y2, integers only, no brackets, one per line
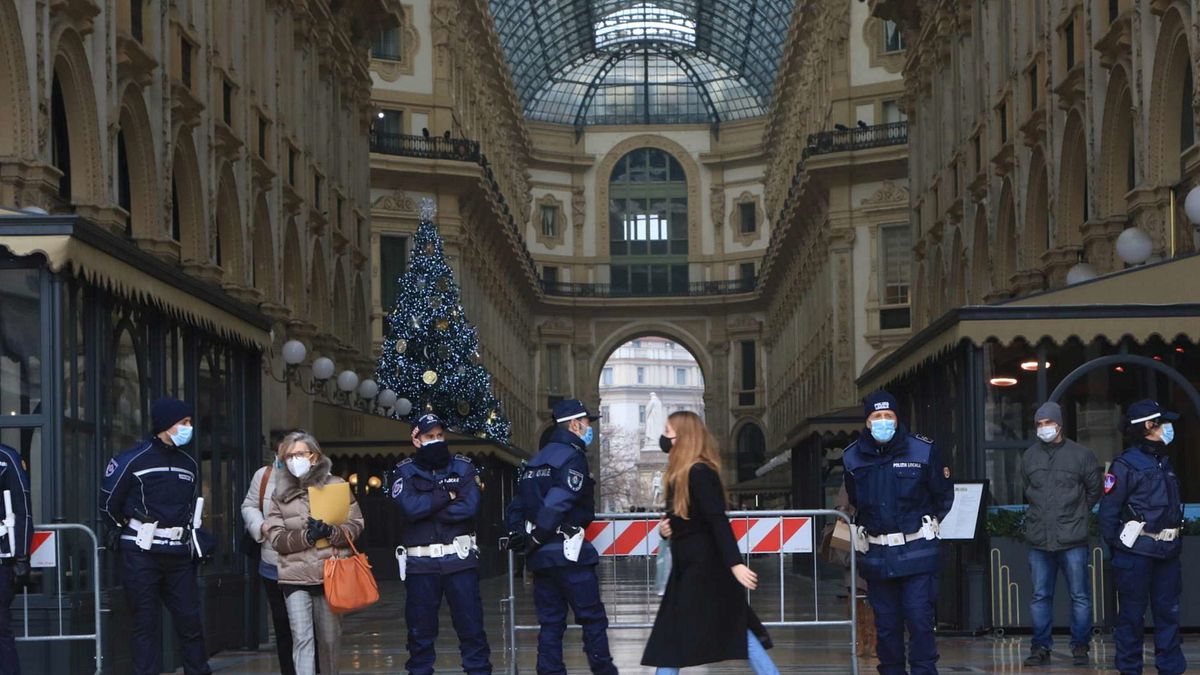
939,482,985,540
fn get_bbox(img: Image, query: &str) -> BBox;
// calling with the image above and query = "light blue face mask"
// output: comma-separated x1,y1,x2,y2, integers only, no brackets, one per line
169,424,194,446
580,426,594,446
869,418,897,444
1161,423,1175,445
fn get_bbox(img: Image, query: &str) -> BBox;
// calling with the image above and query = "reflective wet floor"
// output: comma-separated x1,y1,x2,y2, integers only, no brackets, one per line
208,558,1199,673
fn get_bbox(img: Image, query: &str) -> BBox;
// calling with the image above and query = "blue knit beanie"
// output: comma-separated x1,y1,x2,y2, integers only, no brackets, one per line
151,398,193,435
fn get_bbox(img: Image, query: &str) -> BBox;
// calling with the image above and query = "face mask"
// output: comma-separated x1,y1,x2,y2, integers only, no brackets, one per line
1036,425,1059,443
1161,423,1175,445
286,456,312,478
416,440,450,468
169,424,193,446
869,419,897,444
659,435,674,453
580,426,594,446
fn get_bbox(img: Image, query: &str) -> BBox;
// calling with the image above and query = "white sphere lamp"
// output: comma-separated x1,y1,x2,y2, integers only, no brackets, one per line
396,398,414,416
1065,262,1099,285
378,389,398,409
1116,227,1153,265
357,379,379,400
281,340,307,366
336,370,360,393
1185,185,1200,225
311,357,336,381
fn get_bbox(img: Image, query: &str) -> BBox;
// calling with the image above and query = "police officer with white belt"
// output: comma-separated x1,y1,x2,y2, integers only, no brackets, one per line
505,399,616,675
1099,399,1186,675
390,412,491,674
100,398,212,675
0,442,32,674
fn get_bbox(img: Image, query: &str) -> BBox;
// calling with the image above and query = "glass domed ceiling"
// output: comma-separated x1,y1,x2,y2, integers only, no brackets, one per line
486,0,795,126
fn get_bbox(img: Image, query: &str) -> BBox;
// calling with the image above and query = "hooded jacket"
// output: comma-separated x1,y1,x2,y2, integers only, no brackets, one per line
264,455,365,586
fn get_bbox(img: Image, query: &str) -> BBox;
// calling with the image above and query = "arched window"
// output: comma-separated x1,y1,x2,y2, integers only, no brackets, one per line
50,75,71,201
609,148,688,295
735,423,766,483
117,129,131,237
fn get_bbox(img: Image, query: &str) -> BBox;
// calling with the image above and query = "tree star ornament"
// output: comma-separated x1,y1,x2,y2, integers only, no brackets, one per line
419,197,437,221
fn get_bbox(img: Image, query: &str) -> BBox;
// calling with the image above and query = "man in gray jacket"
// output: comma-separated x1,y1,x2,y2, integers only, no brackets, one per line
1020,402,1103,667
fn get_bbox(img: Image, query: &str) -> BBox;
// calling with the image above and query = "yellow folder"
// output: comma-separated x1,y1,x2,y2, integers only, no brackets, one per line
308,482,351,549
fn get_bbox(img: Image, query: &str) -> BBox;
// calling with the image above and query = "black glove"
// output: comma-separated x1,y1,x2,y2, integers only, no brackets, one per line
12,558,29,581
502,531,527,552
526,526,554,555
305,518,334,545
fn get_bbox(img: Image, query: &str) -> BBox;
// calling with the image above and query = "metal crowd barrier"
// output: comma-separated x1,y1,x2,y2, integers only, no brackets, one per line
501,509,858,675
13,523,103,674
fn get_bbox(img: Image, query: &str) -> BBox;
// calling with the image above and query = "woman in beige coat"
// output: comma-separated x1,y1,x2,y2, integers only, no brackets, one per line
265,432,364,675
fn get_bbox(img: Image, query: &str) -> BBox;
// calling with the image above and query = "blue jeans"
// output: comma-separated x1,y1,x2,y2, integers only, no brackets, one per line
654,630,778,675
1028,546,1092,650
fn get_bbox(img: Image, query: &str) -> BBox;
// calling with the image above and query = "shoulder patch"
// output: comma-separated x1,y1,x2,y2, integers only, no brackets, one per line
391,478,403,497
566,468,584,492
914,433,934,444
454,453,474,465
105,458,118,477
1104,472,1117,494
398,457,413,466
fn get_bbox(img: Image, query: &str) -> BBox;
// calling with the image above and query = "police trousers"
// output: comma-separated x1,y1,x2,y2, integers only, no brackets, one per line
1111,552,1186,675
404,568,491,674
532,565,617,675
122,550,211,675
0,563,19,675
866,572,938,675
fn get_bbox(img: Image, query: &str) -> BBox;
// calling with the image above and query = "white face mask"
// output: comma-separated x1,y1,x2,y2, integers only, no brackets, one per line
1036,425,1059,443
286,456,312,478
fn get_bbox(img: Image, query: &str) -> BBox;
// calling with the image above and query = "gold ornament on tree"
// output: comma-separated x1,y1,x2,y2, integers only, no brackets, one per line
422,370,438,385
394,339,407,354
436,319,450,331
457,401,471,416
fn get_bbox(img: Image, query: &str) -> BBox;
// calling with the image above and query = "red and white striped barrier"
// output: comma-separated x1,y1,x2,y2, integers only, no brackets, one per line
584,516,813,556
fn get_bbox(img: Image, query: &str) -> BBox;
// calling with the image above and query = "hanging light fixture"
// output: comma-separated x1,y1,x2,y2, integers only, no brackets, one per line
989,376,1019,387
1116,227,1153,265
1185,185,1200,225
1019,360,1051,372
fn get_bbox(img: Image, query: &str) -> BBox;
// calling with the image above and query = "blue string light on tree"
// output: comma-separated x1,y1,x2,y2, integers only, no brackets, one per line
375,197,512,443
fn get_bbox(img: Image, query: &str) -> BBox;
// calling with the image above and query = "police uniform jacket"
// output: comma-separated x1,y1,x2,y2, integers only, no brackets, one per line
0,444,32,559
390,453,482,575
100,437,200,556
504,427,598,571
842,425,954,580
1099,442,1184,560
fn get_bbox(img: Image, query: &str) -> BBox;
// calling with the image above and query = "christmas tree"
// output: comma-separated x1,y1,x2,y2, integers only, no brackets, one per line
376,198,512,444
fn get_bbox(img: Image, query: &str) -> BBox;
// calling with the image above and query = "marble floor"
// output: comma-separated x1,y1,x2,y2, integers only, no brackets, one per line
208,558,1198,673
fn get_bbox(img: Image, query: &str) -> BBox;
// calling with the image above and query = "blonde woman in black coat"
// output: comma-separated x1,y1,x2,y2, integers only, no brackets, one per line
641,411,778,674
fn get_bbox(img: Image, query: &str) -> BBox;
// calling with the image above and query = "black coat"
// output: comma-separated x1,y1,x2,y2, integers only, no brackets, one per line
641,463,771,667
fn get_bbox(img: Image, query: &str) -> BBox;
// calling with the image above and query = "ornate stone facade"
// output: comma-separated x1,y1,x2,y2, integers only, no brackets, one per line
872,0,1200,331
0,0,401,433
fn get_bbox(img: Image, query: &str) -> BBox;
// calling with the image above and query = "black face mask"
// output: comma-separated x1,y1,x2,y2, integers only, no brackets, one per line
416,440,450,469
659,435,675,453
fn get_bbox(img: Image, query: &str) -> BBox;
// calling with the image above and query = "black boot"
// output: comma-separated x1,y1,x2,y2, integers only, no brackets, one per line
1071,644,1089,666
1023,645,1050,666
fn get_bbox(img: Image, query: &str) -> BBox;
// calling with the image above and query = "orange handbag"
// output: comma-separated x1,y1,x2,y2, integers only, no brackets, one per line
323,527,380,614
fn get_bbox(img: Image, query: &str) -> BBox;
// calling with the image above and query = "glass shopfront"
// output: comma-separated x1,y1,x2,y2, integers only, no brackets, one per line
2,248,264,672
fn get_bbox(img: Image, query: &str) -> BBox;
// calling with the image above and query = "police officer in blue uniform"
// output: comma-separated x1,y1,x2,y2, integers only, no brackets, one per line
391,412,492,674
100,398,211,675
843,391,953,675
505,399,617,675
1099,400,1186,675
0,443,32,675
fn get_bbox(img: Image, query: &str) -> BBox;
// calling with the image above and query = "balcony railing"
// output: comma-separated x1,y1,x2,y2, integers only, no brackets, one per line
802,121,908,158
370,131,481,162
541,277,757,298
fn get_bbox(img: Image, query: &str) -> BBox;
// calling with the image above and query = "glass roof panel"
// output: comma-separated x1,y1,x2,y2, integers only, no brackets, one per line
486,0,794,125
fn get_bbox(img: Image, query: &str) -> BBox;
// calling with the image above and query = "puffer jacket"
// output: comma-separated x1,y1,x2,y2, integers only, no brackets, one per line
1021,437,1103,551
242,464,282,567
265,455,365,586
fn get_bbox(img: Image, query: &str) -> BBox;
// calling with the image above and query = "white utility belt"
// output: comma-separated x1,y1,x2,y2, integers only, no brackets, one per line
526,521,585,562
855,516,940,553
121,518,186,550
402,534,477,559
1120,521,1181,545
